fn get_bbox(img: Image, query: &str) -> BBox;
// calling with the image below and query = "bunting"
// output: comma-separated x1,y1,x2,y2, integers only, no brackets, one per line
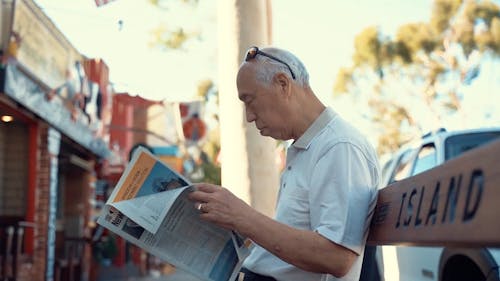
179,101,206,142
95,0,116,7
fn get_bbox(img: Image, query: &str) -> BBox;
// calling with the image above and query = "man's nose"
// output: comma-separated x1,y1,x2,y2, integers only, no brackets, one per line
245,108,256,123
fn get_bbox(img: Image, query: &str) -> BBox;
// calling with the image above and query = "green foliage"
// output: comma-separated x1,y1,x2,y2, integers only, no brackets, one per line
396,23,438,59
454,16,475,55
200,161,221,185
197,131,221,185
334,0,500,154
369,99,417,154
353,26,382,68
384,41,413,64
465,0,499,24
491,17,500,52
165,28,189,49
430,0,463,33
197,79,215,100
148,0,200,50
198,79,220,184
468,1,500,54
150,26,190,50
333,67,353,95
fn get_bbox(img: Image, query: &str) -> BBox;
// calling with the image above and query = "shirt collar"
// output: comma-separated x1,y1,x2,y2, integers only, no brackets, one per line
292,107,337,150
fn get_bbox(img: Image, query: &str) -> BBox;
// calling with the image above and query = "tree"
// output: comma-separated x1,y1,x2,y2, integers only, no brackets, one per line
147,0,201,50
147,1,220,183
196,79,221,185
177,78,221,184
334,0,500,155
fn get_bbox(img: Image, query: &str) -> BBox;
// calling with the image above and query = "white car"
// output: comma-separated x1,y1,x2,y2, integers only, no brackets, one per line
375,127,500,281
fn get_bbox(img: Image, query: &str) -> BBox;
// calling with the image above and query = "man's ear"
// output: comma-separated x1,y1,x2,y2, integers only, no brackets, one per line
274,72,291,96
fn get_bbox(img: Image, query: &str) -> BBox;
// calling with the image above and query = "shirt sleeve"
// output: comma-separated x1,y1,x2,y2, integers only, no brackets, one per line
309,141,377,255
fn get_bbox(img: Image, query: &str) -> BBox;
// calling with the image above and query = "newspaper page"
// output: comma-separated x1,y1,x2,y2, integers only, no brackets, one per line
97,147,251,281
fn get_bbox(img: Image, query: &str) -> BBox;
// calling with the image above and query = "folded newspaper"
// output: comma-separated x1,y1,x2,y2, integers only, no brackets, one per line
97,147,252,281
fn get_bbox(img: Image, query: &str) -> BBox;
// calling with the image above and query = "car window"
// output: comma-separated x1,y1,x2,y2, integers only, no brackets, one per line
411,144,436,176
445,132,500,160
389,149,415,184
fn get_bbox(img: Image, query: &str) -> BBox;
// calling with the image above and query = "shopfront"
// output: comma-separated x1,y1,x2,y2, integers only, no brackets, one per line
0,1,111,281
0,94,37,281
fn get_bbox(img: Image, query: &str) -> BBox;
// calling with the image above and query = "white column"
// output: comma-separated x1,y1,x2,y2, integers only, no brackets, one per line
217,0,279,216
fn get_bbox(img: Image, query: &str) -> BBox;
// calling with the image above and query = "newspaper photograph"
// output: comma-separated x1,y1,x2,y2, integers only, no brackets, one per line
97,147,251,281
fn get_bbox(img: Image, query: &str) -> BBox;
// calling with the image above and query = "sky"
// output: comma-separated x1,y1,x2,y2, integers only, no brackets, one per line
272,0,500,136
272,0,433,105
31,0,500,147
34,0,218,101
33,0,433,105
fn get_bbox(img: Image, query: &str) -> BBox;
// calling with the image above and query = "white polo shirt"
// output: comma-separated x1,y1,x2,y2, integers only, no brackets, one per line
243,107,380,281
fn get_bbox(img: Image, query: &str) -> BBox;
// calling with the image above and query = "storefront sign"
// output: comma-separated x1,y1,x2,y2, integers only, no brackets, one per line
11,0,81,88
4,65,110,158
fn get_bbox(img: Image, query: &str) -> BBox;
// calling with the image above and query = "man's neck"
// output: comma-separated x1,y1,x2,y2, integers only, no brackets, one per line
292,89,326,139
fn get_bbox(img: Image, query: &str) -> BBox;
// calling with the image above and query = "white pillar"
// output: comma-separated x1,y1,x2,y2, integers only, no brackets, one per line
217,0,279,216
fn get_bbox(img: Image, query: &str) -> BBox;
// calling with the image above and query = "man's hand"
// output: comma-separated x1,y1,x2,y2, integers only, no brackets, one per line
188,183,255,232
188,183,357,277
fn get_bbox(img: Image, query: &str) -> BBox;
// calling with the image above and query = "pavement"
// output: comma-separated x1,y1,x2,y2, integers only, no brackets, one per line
97,262,203,281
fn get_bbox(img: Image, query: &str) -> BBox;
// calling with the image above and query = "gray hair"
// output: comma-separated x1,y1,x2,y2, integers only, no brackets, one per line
250,47,309,88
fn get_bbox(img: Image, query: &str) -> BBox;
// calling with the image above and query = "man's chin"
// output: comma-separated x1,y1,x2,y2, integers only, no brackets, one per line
259,130,279,140
259,128,273,137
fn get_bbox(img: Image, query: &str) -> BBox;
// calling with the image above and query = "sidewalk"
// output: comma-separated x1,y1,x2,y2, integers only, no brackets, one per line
97,262,203,281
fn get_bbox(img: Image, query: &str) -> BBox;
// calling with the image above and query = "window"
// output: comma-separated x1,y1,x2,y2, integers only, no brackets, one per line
445,132,500,160
0,120,29,217
380,158,394,186
389,148,415,184
411,144,436,176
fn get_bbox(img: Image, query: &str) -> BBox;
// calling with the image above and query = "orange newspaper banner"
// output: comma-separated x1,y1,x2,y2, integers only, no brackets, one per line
113,152,156,202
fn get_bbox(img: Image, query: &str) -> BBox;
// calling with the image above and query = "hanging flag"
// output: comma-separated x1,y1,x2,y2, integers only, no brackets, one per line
179,101,206,142
95,0,116,7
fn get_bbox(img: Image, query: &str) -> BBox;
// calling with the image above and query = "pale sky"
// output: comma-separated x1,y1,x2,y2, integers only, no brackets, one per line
34,0,218,101
273,0,432,105
32,0,500,145
34,0,432,104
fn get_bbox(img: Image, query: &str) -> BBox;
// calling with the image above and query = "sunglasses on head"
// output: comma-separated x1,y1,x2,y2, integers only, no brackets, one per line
245,46,296,80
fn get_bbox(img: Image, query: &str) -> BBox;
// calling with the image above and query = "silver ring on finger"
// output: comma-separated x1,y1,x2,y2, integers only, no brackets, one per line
197,203,205,212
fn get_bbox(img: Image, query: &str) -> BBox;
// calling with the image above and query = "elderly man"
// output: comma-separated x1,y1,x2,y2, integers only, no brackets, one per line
189,46,380,281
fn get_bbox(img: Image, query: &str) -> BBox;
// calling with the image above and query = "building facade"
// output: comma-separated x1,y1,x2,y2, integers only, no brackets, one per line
0,1,112,281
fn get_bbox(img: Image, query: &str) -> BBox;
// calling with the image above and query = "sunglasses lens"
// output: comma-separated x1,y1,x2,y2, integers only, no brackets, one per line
243,46,296,79
245,47,258,61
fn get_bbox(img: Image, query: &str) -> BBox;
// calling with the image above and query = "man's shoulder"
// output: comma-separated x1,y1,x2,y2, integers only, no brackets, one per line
319,117,370,148
311,118,378,164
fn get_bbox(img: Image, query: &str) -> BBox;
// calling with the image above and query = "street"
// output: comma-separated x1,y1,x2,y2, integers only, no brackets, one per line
97,263,203,281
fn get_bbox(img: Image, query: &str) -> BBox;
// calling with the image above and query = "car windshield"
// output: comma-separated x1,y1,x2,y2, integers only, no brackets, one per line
445,131,500,160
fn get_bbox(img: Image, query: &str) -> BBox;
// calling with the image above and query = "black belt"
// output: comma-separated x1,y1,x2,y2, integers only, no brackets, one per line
237,268,277,281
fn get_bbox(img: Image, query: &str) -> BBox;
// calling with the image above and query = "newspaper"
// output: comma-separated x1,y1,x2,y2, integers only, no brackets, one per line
97,147,251,281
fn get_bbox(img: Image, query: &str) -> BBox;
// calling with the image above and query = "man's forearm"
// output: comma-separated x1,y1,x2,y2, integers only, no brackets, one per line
237,209,356,277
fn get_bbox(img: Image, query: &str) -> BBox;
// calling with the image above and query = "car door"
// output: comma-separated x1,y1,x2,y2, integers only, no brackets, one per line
395,142,442,281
